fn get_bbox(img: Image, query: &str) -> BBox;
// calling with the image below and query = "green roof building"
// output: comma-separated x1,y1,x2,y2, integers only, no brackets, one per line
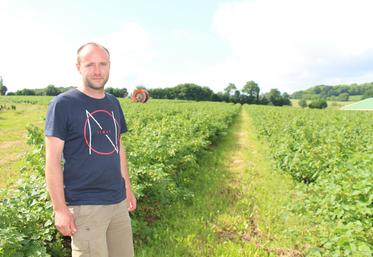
341,98,373,111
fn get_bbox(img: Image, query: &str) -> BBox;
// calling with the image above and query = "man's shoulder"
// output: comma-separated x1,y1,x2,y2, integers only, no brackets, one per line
105,93,123,106
105,92,118,101
50,88,80,105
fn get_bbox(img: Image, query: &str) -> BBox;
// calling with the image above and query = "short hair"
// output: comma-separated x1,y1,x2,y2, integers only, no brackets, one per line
77,42,110,64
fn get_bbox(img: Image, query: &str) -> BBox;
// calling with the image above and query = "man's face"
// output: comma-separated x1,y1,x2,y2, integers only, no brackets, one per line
76,46,110,90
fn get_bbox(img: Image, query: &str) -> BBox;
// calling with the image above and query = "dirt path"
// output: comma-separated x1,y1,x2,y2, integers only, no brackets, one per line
219,108,304,257
137,107,305,256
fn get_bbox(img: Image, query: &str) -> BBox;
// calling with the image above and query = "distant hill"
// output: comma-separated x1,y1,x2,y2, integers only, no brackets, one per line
291,82,373,101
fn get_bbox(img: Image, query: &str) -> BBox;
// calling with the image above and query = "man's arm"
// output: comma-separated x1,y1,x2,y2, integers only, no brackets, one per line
119,137,136,212
45,136,76,236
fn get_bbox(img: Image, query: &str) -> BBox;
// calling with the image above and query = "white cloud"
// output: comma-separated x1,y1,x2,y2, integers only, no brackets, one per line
209,0,373,93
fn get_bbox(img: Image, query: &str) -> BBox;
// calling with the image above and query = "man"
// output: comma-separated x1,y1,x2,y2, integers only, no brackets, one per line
45,42,136,257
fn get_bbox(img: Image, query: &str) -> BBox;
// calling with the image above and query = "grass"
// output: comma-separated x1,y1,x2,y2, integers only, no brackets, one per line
241,107,317,253
0,99,47,188
348,95,363,101
135,110,269,256
135,108,311,256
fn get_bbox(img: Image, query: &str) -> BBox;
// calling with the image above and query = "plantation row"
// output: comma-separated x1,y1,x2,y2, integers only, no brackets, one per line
0,99,240,256
122,100,240,235
245,105,373,256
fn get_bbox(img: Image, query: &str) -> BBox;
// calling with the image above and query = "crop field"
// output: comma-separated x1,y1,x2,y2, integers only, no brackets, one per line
0,96,51,187
0,96,241,256
0,96,372,256
246,105,373,256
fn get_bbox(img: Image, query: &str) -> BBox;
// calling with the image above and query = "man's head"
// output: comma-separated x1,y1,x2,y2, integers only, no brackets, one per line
76,42,111,91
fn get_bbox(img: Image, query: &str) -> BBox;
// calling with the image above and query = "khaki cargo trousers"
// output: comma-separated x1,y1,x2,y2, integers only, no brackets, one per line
68,200,134,257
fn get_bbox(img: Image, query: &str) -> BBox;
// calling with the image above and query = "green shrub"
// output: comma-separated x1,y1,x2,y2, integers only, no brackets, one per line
0,125,66,257
0,100,240,254
308,98,327,109
337,92,349,101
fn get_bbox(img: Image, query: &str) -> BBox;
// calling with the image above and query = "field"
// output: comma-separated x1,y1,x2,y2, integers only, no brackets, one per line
246,105,372,256
349,95,363,101
0,96,372,256
0,96,51,187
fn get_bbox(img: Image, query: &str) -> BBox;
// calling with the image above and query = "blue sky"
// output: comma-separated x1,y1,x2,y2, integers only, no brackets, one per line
1,0,373,94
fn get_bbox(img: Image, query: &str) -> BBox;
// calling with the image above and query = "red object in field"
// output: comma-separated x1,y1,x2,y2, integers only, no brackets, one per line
131,89,149,103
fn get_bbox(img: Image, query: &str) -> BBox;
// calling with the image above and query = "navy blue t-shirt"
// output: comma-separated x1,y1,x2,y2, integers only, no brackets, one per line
45,89,128,205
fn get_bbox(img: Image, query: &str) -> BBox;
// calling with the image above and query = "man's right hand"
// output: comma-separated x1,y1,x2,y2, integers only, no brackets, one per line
54,208,77,236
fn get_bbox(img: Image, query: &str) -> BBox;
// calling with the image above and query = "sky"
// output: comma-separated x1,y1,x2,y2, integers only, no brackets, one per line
1,0,373,94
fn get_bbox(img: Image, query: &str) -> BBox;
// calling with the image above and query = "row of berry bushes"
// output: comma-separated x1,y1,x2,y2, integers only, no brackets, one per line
0,100,240,256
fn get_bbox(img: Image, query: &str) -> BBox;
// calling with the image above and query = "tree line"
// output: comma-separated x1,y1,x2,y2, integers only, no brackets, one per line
291,83,373,101
1,80,291,106
2,76,373,103
2,84,128,98
148,82,291,106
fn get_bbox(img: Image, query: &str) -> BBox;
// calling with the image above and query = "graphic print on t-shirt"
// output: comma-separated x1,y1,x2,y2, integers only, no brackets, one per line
84,109,120,155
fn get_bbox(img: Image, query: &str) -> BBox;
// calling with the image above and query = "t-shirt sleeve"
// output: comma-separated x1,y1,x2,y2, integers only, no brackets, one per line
44,97,68,141
117,101,128,134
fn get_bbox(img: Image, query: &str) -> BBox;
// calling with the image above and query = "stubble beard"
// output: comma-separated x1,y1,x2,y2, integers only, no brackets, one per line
84,76,109,91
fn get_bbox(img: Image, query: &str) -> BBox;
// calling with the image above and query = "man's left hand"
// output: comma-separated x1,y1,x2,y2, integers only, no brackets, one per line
126,190,136,212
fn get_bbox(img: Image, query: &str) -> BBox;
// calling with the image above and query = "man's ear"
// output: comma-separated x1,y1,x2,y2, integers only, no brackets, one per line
76,63,80,72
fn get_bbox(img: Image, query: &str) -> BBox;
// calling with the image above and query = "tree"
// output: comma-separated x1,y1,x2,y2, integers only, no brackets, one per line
224,83,237,96
290,83,373,99
259,94,270,105
174,83,213,101
242,81,260,103
219,91,229,102
0,85,7,96
16,88,36,95
119,88,128,98
308,98,328,109
266,89,283,106
291,90,304,99
362,89,373,99
211,93,221,102
282,92,291,106
337,93,349,101
105,87,128,98
229,90,241,104
298,99,307,108
45,85,60,96
148,88,165,99
264,89,292,106
0,76,7,96
239,94,250,104
148,84,214,101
